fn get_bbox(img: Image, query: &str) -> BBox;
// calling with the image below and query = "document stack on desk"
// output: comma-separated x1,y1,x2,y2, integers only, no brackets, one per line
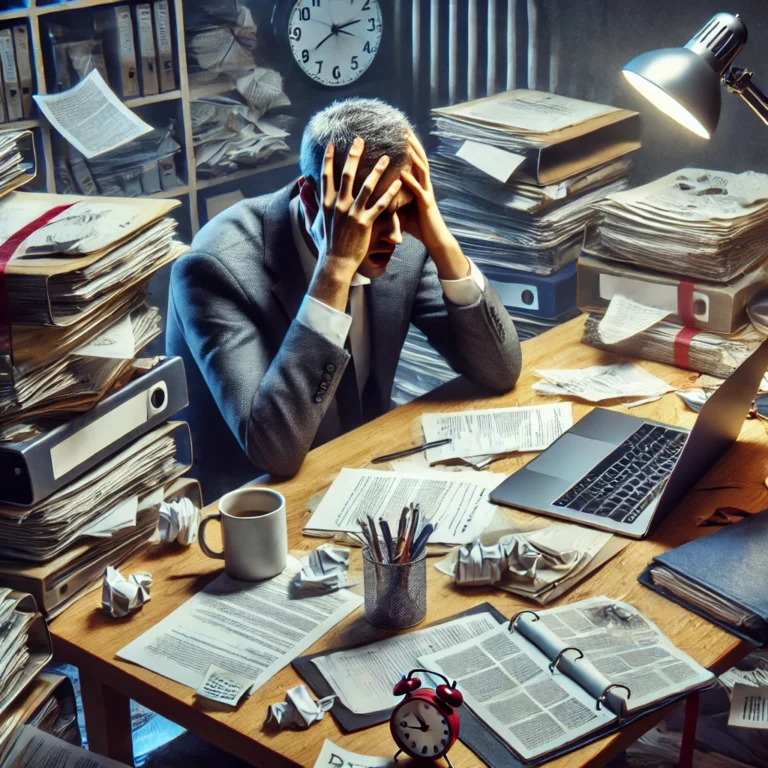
0,192,193,617
580,169,768,376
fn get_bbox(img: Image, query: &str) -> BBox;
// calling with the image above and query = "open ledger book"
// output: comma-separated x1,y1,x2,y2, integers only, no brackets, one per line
419,596,714,763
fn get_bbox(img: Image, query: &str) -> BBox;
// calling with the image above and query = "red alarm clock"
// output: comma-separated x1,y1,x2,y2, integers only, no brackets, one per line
390,668,463,767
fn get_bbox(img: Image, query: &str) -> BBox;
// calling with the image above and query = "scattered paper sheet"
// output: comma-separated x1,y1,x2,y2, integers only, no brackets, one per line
102,566,152,618
534,363,673,402
33,70,152,159
313,740,394,768
312,612,500,714
196,663,253,706
2,725,130,767
598,294,671,345
422,403,572,463
456,140,526,183
304,469,500,546
294,544,352,594
73,314,135,359
267,685,335,730
729,684,768,729
117,557,362,693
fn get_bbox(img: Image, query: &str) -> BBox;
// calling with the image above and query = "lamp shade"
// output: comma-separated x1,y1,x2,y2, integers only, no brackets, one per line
622,48,721,139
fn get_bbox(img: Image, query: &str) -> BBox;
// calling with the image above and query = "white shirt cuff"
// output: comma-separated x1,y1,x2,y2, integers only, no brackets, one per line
440,258,485,306
297,295,351,348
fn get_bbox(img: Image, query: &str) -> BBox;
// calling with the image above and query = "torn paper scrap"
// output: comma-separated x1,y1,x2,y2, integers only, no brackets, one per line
102,566,152,618
313,740,394,768
728,683,768,729
158,496,201,546
196,664,253,707
598,294,671,345
266,685,335,730
456,140,526,184
294,544,352,593
33,70,152,159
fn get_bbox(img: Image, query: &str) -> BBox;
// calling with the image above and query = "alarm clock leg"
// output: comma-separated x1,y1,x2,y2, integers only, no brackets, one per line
393,749,403,762
444,757,455,768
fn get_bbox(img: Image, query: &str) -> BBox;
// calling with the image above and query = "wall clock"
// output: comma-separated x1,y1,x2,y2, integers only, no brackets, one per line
285,0,383,87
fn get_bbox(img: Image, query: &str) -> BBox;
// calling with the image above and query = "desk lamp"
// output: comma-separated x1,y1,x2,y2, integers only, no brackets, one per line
622,12,768,333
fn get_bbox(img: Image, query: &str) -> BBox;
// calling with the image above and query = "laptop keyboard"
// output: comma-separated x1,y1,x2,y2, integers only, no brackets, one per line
553,423,688,524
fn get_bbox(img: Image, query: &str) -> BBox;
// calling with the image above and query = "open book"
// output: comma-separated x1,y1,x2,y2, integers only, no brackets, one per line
419,596,714,763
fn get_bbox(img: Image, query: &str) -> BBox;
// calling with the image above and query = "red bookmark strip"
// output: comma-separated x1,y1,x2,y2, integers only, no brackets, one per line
0,203,76,368
677,280,697,327
674,327,700,370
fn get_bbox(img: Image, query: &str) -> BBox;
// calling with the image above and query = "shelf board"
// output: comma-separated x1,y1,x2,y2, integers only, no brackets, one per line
148,185,190,199
4,118,41,130
124,90,182,109
190,82,237,100
37,0,129,15
0,7,32,21
196,155,299,191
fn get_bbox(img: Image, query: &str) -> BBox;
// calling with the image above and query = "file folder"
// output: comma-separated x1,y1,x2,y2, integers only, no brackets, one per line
487,262,577,320
153,0,176,92
11,26,32,118
0,356,188,507
104,5,140,98
134,3,159,96
0,29,22,122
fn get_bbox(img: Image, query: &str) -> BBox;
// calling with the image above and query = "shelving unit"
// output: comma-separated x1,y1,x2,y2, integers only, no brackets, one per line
0,0,299,236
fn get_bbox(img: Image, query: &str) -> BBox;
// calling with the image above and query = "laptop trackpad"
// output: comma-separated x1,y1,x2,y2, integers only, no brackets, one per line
527,433,617,481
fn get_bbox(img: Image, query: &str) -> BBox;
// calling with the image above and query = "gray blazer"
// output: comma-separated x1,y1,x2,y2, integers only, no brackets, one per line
167,182,522,497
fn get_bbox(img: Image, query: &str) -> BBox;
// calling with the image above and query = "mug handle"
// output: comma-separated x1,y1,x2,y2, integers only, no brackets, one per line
198,514,225,559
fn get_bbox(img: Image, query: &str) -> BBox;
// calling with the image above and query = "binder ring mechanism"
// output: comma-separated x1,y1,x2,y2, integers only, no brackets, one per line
548,647,584,674
596,684,632,716
508,610,540,633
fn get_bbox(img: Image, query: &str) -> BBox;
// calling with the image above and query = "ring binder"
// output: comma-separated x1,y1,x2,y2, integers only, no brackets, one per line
596,683,631,712
548,647,584,674
507,609,540,632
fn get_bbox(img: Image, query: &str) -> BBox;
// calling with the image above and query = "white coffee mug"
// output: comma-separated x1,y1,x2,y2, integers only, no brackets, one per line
198,487,288,581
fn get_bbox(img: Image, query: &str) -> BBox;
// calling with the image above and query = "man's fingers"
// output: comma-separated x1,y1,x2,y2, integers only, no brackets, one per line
400,170,427,202
321,142,336,210
408,132,429,164
368,179,403,218
354,154,390,211
408,148,429,180
338,136,364,207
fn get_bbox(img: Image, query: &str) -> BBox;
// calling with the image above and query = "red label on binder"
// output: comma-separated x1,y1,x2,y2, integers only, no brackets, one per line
677,280,697,327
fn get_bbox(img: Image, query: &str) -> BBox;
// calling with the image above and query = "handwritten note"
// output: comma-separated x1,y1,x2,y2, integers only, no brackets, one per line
196,664,253,706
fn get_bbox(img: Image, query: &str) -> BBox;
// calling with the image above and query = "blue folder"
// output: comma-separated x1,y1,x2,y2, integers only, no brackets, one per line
485,262,577,320
639,511,768,647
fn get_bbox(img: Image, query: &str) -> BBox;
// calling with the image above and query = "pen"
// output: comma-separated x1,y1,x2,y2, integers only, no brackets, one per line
371,439,452,464
411,523,434,560
380,520,394,562
367,515,384,564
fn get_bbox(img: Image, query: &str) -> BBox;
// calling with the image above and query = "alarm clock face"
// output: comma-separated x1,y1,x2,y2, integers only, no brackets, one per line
288,0,383,87
393,698,452,758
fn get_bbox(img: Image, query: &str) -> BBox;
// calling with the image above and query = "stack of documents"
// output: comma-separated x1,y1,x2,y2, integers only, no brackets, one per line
0,131,35,200
590,169,768,282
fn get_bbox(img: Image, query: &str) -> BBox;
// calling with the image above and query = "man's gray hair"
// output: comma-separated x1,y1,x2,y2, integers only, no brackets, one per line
299,98,413,188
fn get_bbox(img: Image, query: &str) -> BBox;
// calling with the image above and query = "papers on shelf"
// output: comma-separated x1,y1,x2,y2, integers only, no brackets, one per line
0,130,35,200
101,566,152,619
534,363,673,403
303,469,500,546
422,403,572,463
312,612,500,714
728,684,768,729
597,294,671,345
266,685,335,730
313,740,394,768
117,557,362,693
2,725,130,767
33,71,152,159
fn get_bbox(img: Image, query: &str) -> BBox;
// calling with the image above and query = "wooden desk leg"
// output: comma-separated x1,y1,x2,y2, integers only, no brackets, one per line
79,672,134,766
678,692,700,768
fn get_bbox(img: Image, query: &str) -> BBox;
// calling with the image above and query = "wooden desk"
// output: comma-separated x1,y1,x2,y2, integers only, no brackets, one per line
49,317,768,767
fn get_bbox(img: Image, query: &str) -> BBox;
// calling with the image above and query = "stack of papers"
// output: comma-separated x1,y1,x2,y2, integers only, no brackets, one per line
0,130,35,200
2,725,129,767
583,314,763,378
592,169,768,282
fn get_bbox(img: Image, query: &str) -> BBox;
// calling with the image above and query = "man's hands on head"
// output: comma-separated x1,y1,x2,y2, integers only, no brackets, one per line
308,137,402,312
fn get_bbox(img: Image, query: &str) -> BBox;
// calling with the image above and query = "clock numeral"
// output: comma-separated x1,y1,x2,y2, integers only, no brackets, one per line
367,17,376,31
332,65,341,80
316,60,323,74
351,55,359,70
363,41,376,54
362,0,371,8
290,26,301,41
299,7,311,20
312,0,320,5
302,49,309,63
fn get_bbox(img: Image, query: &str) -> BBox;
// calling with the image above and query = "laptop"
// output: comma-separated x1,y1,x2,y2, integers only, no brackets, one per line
491,338,768,539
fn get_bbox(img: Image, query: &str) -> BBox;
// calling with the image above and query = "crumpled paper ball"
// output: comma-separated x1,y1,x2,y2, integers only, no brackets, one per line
266,685,336,730
293,544,351,593
158,497,200,546
102,566,152,618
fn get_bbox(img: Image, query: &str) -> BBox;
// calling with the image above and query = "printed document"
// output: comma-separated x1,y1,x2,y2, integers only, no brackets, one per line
312,612,500,713
597,295,671,345
2,725,129,767
729,684,768,729
117,556,362,693
534,363,673,402
422,403,572,463
33,71,152,158
313,740,394,768
304,469,500,545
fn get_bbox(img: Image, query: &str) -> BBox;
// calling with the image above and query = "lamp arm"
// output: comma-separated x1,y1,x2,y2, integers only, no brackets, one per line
724,67,768,128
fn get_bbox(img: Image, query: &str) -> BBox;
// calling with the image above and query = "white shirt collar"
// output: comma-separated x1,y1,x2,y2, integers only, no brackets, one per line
289,196,371,287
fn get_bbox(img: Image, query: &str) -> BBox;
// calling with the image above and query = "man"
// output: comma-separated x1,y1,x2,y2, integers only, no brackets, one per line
168,99,522,497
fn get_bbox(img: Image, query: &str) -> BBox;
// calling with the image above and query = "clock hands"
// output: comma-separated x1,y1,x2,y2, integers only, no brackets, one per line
336,19,362,31
314,18,363,49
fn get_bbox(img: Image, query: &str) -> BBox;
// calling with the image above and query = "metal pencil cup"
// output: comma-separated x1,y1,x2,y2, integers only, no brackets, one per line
363,548,427,629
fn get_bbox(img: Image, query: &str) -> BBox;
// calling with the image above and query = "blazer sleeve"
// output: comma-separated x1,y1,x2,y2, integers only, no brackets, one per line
171,251,351,477
409,256,522,393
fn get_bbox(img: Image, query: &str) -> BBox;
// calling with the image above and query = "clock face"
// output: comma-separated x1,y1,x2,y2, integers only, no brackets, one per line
393,698,452,759
288,0,383,87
